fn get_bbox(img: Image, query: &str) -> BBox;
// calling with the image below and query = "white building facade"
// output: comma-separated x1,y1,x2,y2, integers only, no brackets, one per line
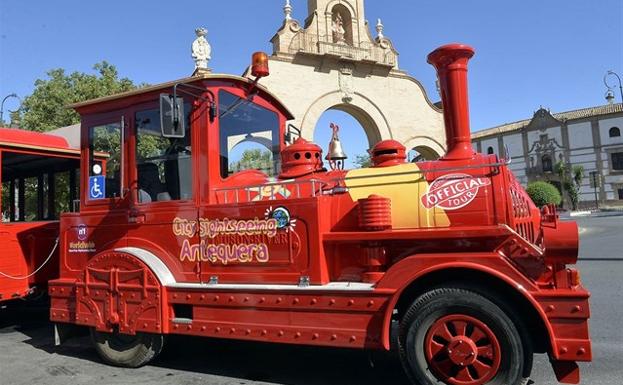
471,103,623,206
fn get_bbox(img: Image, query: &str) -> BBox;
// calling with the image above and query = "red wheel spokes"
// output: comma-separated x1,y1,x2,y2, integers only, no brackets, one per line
424,314,502,385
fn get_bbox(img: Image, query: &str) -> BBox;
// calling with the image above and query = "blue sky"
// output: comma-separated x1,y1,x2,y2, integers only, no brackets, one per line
1,0,622,167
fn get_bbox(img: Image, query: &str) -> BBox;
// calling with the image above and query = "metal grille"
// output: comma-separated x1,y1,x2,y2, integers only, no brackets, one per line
509,182,535,243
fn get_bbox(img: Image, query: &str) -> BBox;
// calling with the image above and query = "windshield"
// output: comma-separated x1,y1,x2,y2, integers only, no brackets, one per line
218,90,280,178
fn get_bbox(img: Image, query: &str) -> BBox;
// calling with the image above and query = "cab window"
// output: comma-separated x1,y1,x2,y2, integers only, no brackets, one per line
218,90,280,178
89,122,121,199
135,105,192,203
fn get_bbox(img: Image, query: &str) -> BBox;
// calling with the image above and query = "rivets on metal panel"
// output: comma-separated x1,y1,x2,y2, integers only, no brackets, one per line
311,298,317,305
278,330,284,337
312,333,319,340
577,348,586,355
329,299,336,305
559,347,568,354
293,298,300,305
546,305,555,312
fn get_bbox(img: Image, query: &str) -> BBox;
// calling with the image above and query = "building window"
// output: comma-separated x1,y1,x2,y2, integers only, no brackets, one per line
487,146,494,155
542,154,553,172
612,152,623,171
610,127,621,138
618,188,623,200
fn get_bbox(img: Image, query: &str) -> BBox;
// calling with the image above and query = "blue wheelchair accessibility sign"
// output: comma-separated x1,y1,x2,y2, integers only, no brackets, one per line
89,176,106,200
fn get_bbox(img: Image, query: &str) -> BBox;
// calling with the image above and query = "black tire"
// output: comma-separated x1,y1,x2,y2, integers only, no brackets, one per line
90,329,164,368
398,287,531,385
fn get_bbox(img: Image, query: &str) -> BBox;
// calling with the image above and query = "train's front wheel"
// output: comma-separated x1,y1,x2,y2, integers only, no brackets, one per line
398,287,531,385
90,329,164,368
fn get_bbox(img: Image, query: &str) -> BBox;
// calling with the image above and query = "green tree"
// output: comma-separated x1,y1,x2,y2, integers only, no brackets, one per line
555,161,585,210
353,153,371,168
20,62,137,132
526,181,562,207
229,149,275,176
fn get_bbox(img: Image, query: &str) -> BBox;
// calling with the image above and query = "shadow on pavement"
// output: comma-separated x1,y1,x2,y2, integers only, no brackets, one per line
1,302,410,385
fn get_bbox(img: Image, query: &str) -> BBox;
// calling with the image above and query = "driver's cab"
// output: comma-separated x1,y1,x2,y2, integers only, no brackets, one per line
65,71,306,286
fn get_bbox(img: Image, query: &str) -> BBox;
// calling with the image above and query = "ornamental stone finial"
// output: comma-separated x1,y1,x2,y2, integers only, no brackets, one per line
376,18,384,40
284,0,293,21
192,27,212,71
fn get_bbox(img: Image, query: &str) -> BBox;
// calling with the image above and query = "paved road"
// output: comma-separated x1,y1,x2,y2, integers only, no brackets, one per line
1,215,621,385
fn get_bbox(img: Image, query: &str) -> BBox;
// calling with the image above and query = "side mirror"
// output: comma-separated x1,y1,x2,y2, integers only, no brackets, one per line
160,94,185,138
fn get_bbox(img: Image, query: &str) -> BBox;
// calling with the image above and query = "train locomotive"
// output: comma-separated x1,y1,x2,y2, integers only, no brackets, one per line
43,44,591,385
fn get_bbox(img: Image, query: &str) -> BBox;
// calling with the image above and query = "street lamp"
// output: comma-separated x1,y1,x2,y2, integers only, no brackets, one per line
604,70,623,104
0,93,21,126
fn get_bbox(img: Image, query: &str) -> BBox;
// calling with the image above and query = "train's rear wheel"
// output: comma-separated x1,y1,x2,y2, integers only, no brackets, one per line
90,329,164,368
398,287,531,385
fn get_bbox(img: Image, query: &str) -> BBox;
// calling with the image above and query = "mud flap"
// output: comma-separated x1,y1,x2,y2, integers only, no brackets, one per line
551,360,580,384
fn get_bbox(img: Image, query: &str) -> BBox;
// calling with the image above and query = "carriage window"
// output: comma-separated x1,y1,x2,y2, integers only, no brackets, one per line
218,90,280,178
135,105,192,203
1,151,79,222
89,123,121,199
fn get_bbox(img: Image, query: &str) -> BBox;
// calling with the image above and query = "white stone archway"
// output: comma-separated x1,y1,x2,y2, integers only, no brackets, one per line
403,136,445,160
299,91,390,148
251,0,447,160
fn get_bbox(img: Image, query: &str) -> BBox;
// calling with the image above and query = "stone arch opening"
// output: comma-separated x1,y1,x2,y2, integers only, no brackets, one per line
408,146,441,162
300,92,390,151
314,107,376,169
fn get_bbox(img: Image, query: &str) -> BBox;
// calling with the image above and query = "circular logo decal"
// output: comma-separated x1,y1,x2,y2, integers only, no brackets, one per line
271,207,291,229
421,173,492,210
77,224,88,241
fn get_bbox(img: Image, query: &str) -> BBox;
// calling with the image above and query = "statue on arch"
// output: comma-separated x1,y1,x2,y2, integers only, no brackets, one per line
192,27,212,70
332,13,346,44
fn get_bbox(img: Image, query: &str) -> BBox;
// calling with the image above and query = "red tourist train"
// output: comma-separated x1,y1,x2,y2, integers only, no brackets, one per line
4,44,592,385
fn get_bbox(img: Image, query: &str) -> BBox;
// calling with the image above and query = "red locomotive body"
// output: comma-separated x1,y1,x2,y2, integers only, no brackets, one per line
49,45,591,385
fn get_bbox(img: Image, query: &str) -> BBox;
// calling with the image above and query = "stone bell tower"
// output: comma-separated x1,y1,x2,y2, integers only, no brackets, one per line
257,0,446,159
272,0,399,70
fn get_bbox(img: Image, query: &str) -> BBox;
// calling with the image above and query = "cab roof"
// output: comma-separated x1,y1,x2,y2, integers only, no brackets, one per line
69,73,295,120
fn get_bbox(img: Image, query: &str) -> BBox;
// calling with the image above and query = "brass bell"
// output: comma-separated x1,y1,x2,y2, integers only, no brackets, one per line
326,123,348,170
